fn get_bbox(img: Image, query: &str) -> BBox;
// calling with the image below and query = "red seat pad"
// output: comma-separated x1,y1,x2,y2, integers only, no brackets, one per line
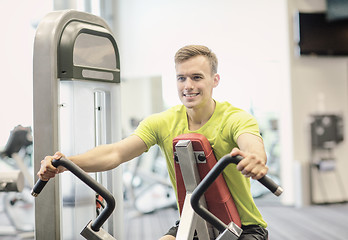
173,133,241,227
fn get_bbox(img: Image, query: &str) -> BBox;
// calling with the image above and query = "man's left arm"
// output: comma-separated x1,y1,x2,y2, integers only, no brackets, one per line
230,132,268,180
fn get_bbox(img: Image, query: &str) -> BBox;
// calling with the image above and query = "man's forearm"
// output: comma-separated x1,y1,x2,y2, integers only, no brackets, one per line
68,135,148,173
237,133,267,164
69,144,120,172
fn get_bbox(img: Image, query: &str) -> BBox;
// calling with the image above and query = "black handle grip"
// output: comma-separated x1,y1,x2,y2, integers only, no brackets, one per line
31,159,61,197
190,155,283,232
230,155,283,196
31,179,49,196
31,157,116,232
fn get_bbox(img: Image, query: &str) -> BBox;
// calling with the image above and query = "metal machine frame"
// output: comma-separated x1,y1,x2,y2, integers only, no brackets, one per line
32,157,117,240
33,10,122,239
174,139,213,240
174,134,283,239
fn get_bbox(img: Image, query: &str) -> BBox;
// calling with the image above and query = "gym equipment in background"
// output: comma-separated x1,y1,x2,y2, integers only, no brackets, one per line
1,125,33,188
0,170,24,193
309,114,347,204
0,170,26,237
123,145,176,214
0,125,34,238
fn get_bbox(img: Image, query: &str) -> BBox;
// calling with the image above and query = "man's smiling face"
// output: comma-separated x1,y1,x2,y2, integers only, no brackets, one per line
176,55,219,110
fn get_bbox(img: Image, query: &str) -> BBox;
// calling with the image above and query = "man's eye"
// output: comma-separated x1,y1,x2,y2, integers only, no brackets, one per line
193,75,203,80
177,77,185,81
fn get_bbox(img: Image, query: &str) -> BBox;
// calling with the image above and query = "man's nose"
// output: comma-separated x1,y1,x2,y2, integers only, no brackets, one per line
184,78,194,90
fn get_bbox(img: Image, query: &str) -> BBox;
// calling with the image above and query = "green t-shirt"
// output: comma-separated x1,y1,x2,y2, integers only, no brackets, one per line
133,100,267,228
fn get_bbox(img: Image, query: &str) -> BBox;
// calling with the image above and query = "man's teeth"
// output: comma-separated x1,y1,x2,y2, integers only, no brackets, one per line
185,93,198,97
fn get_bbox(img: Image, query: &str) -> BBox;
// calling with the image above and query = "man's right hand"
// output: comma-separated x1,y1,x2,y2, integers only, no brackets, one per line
37,151,67,181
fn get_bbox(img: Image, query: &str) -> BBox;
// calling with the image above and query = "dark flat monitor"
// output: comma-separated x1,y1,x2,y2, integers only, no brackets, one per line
298,12,348,56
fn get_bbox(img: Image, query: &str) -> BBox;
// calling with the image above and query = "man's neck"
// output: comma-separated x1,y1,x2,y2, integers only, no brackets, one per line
186,100,216,131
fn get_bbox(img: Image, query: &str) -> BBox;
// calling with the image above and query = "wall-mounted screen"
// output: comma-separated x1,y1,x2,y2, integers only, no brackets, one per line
298,12,348,56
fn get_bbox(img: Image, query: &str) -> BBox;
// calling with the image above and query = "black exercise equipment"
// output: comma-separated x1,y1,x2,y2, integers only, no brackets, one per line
191,154,283,239
32,157,116,240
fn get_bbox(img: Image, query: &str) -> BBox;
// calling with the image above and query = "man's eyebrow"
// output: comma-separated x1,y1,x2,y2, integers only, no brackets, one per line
176,73,204,78
192,73,204,77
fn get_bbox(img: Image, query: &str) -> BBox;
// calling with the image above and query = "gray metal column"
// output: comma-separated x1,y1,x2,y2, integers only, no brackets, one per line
175,140,212,240
33,10,122,239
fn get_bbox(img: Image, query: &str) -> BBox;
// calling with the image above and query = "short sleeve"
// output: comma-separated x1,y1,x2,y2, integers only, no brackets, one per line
229,112,262,143
133,115,159,151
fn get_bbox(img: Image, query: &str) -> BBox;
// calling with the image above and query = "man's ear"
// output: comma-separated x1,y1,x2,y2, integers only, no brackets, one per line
213,73,220,88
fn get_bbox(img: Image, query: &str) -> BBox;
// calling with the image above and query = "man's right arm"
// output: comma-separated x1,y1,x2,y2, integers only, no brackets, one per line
38,135,148,180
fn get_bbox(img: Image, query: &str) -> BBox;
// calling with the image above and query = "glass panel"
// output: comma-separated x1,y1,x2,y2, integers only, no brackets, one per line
82,69,114,81
73,33,116,69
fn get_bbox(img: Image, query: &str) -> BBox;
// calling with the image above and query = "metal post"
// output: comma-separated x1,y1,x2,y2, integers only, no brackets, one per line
33,10,122,239
175,140,212,240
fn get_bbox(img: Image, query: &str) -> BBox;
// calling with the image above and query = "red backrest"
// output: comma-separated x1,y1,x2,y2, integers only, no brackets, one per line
173,133,241,227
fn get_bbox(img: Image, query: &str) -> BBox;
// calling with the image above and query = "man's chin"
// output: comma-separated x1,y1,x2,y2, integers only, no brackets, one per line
180,98,198,109
182,103,195,109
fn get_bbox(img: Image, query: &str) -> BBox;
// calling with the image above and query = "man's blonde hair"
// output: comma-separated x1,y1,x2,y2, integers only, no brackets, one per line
174,45,218,75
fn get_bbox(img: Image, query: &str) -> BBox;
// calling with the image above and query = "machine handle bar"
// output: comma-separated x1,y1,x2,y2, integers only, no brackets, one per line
31,157,116,232
190,155,283,232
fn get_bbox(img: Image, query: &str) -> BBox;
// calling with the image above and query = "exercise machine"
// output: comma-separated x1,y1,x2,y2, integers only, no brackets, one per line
0,170,33,237
0,125,35,238
191,154,282,240
32,157,116,240
123,145,176,214
0,125,33,188
0,170,24,193
33,10,122,239
309,114,347,204
173,133,283,239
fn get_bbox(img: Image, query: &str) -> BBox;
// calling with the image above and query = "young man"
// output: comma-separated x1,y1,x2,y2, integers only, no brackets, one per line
38,45,269,239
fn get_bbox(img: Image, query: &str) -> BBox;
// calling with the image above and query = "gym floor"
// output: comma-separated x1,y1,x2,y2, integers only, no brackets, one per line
1,193,348,239
123,195,348,240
